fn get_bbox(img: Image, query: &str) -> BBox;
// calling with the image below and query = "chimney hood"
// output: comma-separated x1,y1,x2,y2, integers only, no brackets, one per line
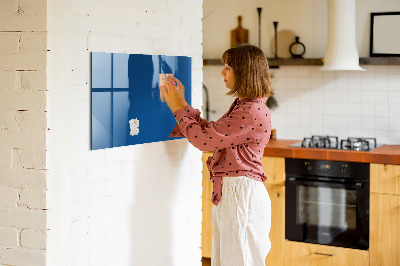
320,0,365,71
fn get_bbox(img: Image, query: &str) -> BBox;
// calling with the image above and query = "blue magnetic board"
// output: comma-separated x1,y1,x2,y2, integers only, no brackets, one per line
90,52,192,150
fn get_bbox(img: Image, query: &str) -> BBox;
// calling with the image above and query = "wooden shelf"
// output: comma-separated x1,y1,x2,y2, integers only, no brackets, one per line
268,58,322,67
203,58,323,67
359,57,400,65
203,57,400,67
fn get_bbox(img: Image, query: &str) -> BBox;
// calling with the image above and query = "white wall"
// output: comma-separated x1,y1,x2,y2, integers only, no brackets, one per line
0,0,48,265
203,0,400,58
46,1,203,266
271,65,400,144
203,0,400,145
204,65,400,144
204,0,326,59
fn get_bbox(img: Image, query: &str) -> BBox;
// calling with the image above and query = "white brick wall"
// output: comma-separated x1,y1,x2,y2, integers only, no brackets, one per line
46,1,203,266
0,0,48,265
0,187,19,208
0,208,46,230
21,229,47,250
3,0,204,265
0,247,46,266
0,227,19,247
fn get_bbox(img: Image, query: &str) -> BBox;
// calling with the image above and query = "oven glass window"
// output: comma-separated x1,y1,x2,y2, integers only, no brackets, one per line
297,186,356,230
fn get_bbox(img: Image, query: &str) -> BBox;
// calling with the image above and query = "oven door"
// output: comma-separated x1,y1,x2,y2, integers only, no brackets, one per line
285,177,369,250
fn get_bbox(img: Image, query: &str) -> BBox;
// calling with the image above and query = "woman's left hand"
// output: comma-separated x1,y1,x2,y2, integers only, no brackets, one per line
161,78,184,113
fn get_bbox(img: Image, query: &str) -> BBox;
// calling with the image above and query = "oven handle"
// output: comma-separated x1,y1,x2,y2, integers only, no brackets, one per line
286,177,364,189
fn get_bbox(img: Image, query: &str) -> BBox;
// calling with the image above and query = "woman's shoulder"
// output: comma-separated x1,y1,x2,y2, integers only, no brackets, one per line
240,98,269,111
230,100,270,122
245,99,271,122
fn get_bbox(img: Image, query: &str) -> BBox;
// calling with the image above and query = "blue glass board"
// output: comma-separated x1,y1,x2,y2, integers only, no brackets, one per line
90,52,192,150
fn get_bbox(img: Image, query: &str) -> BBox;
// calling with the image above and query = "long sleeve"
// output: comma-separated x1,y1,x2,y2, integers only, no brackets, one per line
169,104,210,137
172,105,258,152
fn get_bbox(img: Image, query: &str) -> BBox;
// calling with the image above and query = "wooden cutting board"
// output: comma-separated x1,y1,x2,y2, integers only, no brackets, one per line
231,16,249,48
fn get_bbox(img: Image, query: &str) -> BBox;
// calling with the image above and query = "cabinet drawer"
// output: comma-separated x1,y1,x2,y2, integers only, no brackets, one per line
284,241,369,266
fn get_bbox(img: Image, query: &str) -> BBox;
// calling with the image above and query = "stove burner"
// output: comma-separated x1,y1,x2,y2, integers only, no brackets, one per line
301,135,339,149
340,137,377,151
295,136,378,151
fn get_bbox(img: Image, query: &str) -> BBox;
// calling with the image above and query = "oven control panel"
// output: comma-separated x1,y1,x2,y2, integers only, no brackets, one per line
318,162,331,173
286,158,369,180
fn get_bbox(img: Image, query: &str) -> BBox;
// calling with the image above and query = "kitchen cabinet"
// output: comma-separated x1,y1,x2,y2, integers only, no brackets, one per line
261,156,285,186
201,152,213,258
261,156,285,266
370,163,400,195
261,141,400,266
370,163,400,266
201,154,286,266
284,241,369,266
202,156,400,265
264,184,284,266
370,193,400,266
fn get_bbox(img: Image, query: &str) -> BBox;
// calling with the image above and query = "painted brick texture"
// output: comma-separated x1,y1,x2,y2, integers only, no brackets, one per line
0,0,48,265
0,227,19,247
21,229,47,250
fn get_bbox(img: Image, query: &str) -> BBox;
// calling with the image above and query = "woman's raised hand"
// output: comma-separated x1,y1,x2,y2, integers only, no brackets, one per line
161,76,185,113
170,76,187,108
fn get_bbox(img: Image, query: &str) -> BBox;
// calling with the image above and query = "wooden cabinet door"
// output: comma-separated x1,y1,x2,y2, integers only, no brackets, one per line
262,156,285,265
262,156,285,186
264,184,284,266
284,241,369,266
370,163,400,195
201,152,213,258
370,193,400,266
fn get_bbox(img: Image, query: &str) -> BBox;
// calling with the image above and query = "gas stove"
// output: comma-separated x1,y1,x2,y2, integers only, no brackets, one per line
289,135,381,151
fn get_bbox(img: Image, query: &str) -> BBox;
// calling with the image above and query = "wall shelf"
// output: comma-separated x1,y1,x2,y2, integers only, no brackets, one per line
203,58,322,67
268,58,323,67
359,57,400,65
203,57,400,67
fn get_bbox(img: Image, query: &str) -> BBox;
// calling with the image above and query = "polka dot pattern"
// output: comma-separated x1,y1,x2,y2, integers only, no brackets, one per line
169,97,272,206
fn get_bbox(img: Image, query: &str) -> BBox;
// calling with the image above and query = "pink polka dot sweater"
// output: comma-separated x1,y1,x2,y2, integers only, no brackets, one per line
169,97,272,206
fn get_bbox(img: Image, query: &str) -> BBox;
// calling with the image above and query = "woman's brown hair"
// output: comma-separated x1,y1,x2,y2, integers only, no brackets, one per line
221,44,273,99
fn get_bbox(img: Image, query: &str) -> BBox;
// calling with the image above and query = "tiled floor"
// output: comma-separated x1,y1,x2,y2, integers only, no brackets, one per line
202,257,211,266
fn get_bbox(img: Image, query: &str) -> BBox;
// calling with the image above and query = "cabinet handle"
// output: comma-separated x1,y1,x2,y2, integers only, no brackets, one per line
314,252,335,257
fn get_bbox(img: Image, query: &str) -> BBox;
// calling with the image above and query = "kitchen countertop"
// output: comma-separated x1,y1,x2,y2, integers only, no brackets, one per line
263,139,400,165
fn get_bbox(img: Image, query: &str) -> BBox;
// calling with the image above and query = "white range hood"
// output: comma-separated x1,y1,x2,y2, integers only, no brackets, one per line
320,0,365,71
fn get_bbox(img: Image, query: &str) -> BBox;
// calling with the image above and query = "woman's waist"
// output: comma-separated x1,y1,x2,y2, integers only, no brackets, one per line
222,175,264,183
211,164,264,176
212,169,266,181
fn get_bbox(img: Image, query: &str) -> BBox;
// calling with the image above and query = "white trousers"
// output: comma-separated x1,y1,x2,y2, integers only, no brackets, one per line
212,176,271,266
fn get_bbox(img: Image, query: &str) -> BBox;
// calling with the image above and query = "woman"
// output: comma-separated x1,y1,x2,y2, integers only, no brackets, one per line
161,44,273,266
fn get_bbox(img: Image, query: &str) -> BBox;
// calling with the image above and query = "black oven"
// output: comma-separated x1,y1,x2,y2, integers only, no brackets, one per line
285,158,369,250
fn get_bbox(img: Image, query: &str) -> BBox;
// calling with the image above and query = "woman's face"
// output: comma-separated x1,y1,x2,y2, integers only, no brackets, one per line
220,64,235,89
